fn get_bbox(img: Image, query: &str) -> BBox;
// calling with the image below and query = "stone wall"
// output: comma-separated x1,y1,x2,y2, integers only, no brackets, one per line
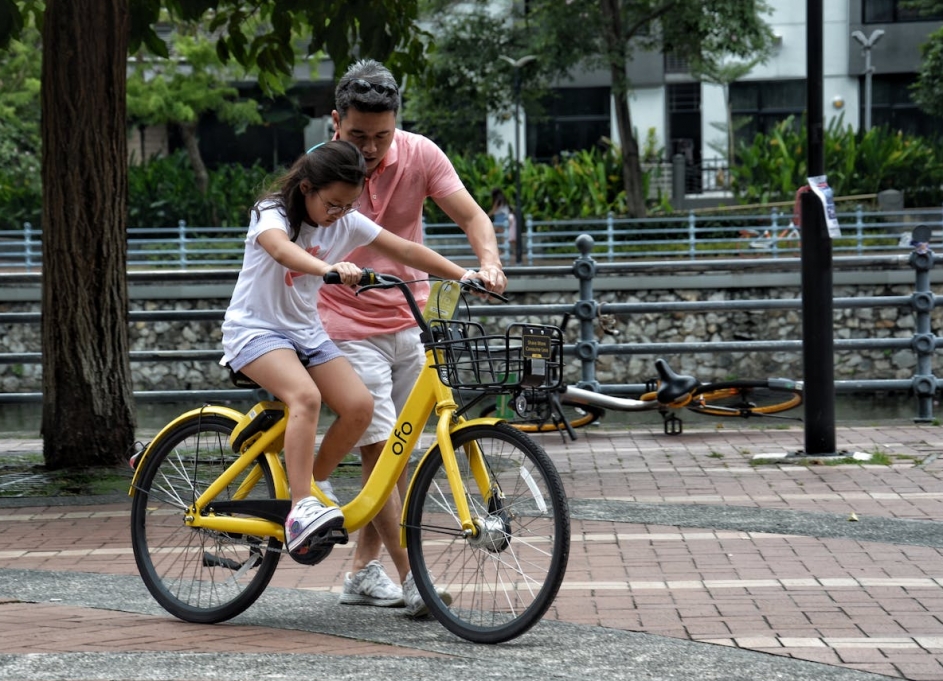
1,280,937,394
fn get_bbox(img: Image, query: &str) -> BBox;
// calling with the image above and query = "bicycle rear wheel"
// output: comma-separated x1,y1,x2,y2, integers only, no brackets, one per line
404,422,570,643
479,395,604,433
688,378,802,417
130,412,282,624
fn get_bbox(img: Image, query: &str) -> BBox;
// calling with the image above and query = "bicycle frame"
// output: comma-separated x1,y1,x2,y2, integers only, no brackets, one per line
129,340,497,545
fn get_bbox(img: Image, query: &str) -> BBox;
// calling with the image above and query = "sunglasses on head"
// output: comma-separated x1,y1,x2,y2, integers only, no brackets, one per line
345,78,398,97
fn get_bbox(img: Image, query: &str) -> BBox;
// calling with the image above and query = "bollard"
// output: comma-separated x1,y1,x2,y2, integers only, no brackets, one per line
908,224,938,423
572,234,600,392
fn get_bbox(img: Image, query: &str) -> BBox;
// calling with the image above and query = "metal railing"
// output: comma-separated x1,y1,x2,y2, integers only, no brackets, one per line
2,232,942,422
1,207,939,271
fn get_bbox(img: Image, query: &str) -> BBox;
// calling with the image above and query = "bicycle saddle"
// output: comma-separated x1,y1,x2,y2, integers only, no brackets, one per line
654,358,700,404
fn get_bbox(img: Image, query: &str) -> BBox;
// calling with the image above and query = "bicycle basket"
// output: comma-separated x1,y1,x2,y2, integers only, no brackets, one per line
429,320,563,392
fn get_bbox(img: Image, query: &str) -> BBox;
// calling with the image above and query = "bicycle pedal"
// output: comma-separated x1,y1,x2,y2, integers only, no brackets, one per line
288,524,348,565
663,414,683,436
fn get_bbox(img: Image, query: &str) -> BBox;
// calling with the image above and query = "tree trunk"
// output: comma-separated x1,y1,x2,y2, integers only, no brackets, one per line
180,122,210,195
600,0,646,218
40,0,135,470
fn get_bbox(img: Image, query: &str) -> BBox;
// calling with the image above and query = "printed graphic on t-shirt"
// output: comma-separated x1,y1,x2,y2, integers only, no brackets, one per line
284,246,321,287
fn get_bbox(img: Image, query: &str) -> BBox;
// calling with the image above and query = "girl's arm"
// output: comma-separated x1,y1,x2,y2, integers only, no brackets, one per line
370,229,470,281
257,229,362,284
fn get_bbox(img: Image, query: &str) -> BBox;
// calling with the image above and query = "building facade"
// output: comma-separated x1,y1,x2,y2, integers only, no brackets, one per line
489,0,942,174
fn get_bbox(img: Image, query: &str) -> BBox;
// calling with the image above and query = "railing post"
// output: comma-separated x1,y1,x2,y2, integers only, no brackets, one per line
908,224,937,423
770,207,780,258
24,221,35,273
177,220,188,269
525,214,533,265
606,212,615,263
687,211,696,260
572,234,599,391
855,204,864,255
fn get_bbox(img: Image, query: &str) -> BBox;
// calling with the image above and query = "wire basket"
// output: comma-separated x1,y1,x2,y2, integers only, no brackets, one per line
429,320,564,392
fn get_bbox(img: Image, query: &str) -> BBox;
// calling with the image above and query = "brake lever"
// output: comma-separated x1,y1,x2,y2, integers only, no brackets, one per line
461,278,508,303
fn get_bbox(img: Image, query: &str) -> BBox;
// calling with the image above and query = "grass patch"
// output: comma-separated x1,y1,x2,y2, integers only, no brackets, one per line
0,458,132,498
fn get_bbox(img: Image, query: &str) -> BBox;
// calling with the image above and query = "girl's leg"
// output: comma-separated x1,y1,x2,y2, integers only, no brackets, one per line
238,348,323,505
309,356,374,480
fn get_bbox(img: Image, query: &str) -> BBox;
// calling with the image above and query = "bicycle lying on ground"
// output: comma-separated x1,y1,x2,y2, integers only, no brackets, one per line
128,272,570,644
475,358,803,439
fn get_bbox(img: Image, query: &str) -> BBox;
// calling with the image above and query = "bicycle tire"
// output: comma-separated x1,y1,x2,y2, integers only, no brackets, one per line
130,412,282,624
479,397,605,433
404,422,570,643
688,378,802,417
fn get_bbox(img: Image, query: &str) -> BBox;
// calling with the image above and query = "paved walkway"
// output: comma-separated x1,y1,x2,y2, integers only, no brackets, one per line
3,420,943,680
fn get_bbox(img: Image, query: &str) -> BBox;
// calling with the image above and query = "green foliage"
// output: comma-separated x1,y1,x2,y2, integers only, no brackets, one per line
402,8,518,155
127,151,272,228
911,26,943,121
127,32,265,131
2,150,271,231
729,116,943,206
0,22,40,228
426,146,628,223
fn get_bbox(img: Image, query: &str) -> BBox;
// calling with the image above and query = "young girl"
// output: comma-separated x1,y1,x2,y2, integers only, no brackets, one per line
220,141,472,558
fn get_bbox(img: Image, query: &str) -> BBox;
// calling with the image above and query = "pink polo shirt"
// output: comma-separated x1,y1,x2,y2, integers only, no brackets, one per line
319,128,466,340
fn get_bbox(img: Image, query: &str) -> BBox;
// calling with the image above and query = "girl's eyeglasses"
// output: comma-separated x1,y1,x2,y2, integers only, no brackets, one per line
317,191,360,217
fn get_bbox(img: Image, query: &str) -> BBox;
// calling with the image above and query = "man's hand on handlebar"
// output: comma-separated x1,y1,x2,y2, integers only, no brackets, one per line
473,264,507,295
461,268,507,301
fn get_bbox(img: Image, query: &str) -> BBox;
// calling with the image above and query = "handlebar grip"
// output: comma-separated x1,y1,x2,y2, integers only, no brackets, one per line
323,268,376,286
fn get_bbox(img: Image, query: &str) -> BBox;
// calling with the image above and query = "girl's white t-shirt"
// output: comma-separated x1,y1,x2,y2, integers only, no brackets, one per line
220,201,382,366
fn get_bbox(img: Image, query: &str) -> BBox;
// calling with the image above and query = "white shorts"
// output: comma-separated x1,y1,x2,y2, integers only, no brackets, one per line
335,327,424,448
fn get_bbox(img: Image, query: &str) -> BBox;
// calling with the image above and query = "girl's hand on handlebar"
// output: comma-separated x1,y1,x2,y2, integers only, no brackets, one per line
325,262,363,287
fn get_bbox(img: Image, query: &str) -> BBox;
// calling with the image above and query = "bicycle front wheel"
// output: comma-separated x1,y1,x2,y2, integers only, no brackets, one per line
130,412,282,624
688,379,802,417
404,422,570,643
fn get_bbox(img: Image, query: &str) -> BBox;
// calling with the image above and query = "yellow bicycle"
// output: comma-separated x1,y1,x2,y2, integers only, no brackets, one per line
128,272,570,644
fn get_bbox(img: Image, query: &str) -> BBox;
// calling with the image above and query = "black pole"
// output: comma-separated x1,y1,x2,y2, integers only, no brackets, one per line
513,69,524,265
801,0,837,455
807,0,824,177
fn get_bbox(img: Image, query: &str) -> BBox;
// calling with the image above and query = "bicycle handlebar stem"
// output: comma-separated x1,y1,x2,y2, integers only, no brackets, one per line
323,269,433,339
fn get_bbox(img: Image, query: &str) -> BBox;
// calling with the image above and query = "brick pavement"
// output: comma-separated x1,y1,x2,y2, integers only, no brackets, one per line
2,421,943,679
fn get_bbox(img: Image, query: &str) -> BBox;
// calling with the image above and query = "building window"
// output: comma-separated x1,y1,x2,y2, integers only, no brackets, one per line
529,87,611,162
863,0,943,22
729,79,806,146
867,73,939,136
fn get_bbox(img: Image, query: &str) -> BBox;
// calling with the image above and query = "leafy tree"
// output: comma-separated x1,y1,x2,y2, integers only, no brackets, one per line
402,10,519,155
903,1,943,119
412,0,773,218
0,0,426,469
911,26,943,121
127,28,265,196
0,22,41,228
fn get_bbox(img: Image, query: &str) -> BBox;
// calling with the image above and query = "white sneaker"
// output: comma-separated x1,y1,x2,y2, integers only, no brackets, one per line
284,496,344,555
339,560,404,607
316,479,339,505
403,570,452,618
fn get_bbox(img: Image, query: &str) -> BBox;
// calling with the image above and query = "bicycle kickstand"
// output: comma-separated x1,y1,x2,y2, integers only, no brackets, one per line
550,391,579,442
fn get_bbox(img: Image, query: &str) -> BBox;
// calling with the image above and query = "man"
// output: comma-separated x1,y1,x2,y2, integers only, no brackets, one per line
318,59,506,617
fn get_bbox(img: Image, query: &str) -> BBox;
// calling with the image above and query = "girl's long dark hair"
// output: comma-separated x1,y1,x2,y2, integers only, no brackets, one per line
253,140,366,241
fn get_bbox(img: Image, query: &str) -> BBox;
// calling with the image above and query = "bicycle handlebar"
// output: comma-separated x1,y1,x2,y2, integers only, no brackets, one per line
322,269,505,339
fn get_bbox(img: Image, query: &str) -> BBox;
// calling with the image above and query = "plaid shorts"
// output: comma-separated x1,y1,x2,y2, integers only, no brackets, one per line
228,332,343,372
